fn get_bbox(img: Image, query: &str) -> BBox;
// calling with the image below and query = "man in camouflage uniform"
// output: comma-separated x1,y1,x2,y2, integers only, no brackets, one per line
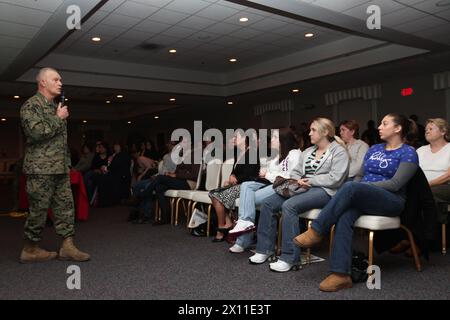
19,67,90,263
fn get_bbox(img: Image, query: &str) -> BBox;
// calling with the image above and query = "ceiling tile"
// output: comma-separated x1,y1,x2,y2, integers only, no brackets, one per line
0,47,22,59
101,13,142,29
115,1,160,19
148,8,190,24
90,24,129,37
99,0,128,12
0,34,29,49
164,0,211,14
205,22,243,35
249,18,289,32
0,0,64,12
131,0,174,8
159,26,197,38
0,21,39,39
228,27,261,40
0,3,52,27
177,15,217,30
210,35,242,46
120,29,156,41
393,15,448,33
382,7,428,27
134,19,172,33
196,4,240,20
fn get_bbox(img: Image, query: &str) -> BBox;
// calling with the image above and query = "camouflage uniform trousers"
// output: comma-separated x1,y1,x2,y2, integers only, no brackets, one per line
24,174,75,242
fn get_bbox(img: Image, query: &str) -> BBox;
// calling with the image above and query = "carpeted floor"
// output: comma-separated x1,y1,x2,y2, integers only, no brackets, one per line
0,203,449,300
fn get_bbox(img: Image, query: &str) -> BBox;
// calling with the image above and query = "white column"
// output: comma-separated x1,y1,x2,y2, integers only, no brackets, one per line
445,88,450,122
332,104,339,124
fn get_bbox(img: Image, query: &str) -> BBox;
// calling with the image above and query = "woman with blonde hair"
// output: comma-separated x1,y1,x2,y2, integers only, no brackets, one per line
249,117,349,272
417,118,450,224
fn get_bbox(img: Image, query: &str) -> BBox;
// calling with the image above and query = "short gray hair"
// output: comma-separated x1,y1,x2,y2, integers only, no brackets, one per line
36,67,58,83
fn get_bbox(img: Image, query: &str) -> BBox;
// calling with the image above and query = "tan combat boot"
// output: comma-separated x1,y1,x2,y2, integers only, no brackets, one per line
19,239,57,263
59,237,90,262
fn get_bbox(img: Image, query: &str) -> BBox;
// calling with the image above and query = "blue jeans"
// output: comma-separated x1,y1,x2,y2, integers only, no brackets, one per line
236,182,275,249
312,181,405,274
256,187,331,264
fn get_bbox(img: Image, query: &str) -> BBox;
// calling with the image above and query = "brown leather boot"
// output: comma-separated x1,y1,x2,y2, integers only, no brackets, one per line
59,237,90,262
19,239,57,263
319,273,353,292
293,227,323,248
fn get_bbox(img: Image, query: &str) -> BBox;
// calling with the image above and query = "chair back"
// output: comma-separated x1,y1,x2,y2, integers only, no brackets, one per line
221,158,234,187
205,159,222,191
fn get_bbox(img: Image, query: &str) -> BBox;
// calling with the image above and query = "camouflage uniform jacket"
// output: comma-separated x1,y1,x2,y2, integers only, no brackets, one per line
20,92,70,174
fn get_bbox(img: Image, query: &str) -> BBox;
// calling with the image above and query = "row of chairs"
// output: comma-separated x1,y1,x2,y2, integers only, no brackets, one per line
159,160,446,272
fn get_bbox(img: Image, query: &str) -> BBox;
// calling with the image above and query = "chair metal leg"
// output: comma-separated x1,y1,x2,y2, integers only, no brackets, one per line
169,198,175,225
207,205,212,237
186,200,193,228
174,198,182,226
306,220,312,264
187,201,198,229
368,231,374,267
442,224,447,255
276,214,282,256
400,225,422,271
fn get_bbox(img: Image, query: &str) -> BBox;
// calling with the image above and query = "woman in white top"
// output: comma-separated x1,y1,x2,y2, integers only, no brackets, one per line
417,118,450,223
339,120,369,180
228,128,301,253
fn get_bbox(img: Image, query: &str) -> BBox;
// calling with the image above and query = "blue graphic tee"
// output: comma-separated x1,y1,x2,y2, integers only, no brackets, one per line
362,143,418,183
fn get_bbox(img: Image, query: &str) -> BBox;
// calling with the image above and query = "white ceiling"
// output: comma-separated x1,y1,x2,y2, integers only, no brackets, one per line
0,0,449,104
51,0,348,72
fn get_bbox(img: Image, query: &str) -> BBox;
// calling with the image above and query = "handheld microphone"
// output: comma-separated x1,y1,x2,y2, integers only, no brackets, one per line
60,90,65,105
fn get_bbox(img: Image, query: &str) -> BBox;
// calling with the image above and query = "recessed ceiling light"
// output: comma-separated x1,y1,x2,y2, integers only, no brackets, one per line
436,0,450,7
227,101,234,105
154,116,159,119
292,89,300,93
229,58,237,63
239,17,249,22
106,100,111,104
116,95,123,98
65,98,68,101
82,120,87,123
169,98,176,102
91,36,101,42
169,49,177,53
13,95,20,99
304,32,314,38
127,121,132,124
1,118,6,122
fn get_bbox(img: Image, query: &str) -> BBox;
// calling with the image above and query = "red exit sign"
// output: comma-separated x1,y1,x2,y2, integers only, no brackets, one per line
401,88,414,96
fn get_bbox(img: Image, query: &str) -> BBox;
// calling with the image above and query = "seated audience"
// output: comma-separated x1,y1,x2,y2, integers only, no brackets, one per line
294,113,418,292
73,144,94,174
208,131,260,242
84,141,110,201
228,128,301,253
95,142,132,207
248,118,349,272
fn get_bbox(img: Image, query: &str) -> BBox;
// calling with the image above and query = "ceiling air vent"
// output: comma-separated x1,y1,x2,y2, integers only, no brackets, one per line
138,42,164,51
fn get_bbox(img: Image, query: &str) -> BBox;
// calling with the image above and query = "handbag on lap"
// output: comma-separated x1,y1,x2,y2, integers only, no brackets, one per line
272,176,308,198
